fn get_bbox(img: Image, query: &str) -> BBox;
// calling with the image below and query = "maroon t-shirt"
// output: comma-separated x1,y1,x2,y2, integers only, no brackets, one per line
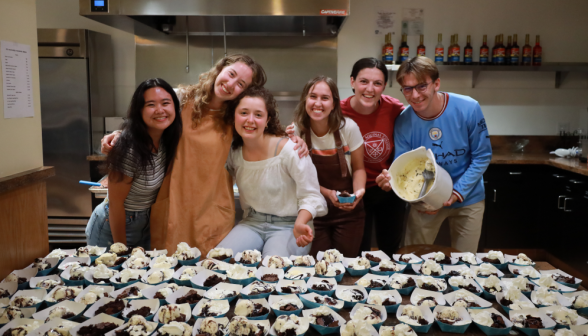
341,94,405,188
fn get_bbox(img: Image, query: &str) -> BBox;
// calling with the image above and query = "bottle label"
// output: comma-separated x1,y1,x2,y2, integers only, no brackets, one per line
384,55,394,63
452,48,460,62
464,49,473,63
510,47,520,64
399,47,409,62
533,50,542,65
522,47,532,63
417,48,426,56
384,46,393,55
480,48,489,63
495,47,506,63
435,47,444,62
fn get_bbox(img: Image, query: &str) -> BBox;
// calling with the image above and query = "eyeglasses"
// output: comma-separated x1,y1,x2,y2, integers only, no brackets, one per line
400,82,432,95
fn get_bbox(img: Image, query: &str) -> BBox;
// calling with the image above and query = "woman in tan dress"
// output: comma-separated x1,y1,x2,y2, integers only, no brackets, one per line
102,54,307,256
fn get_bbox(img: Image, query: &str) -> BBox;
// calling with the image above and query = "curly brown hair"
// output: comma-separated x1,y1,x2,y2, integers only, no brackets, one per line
177,54,267,129
225,86,286,149
293,75,345,139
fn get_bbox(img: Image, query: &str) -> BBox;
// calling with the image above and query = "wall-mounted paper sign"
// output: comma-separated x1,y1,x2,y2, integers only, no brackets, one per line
401,8,425,36
1,40,34,119
375,8,396,35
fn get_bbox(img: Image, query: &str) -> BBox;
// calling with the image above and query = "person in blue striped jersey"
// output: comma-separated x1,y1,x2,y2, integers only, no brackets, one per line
86,78,182,249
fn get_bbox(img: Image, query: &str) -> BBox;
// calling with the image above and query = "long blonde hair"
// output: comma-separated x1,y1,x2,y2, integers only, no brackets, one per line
178,54,267,128
293,76,345,140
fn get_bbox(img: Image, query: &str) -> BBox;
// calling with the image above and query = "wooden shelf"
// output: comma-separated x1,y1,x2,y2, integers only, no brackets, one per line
386,62,588,88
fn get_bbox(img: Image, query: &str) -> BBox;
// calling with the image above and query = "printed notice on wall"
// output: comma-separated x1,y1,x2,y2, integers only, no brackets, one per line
375,8,395,35
1,41,34,119
401,8,424,36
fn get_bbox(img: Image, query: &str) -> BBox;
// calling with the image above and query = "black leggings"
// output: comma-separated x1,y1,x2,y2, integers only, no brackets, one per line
359,185,407,256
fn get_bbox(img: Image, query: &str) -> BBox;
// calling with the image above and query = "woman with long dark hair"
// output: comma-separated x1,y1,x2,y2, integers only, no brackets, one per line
86,78,182,248
216,87,326,255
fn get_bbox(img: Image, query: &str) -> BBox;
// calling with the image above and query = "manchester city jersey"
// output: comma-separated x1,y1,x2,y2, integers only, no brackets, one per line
394,92,492,208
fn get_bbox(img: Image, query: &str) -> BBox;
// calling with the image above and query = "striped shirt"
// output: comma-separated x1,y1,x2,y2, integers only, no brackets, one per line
119,145,167,211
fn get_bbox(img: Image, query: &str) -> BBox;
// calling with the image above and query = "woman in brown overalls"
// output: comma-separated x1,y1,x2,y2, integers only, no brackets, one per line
291,76,367,257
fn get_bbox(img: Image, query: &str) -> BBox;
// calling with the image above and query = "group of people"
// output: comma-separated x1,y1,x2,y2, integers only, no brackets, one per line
85,54,492,258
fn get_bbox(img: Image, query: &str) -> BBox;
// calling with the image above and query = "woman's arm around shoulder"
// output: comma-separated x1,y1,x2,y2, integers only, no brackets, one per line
280,139,327,218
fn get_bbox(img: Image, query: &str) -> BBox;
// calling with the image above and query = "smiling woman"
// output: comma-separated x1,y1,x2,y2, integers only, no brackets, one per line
339,58,407,256
217,87,327,256
86,78,182,249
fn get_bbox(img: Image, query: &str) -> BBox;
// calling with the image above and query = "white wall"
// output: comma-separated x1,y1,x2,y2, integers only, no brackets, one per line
338,0,588,135
0,0,44,178
36,0,135,117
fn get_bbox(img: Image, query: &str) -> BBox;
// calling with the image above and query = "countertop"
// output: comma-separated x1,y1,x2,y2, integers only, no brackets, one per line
88,152,588,176
491,152,588,176
0,166,55,194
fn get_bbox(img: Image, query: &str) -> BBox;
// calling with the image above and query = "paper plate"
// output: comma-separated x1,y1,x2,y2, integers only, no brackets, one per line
433,305,472,333
83,297,128,318
396,304,434,333
354,274,389,293
191,299,230,318
233,298,271,320
468,307,513,336
298,292,344,312
69,313,124,336
342,257,371,277
268,294,304,317
306,277,337,297
410,288,446,311
32,300,85,322
302,306,345,335
335,285,368,309
120,298,160,321
350,303,387,330
509,308,556,336
366,289,402,313
240,281,275,300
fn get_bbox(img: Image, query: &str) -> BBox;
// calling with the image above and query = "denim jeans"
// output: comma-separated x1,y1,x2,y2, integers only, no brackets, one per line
85,201,151,249
216,208,314,257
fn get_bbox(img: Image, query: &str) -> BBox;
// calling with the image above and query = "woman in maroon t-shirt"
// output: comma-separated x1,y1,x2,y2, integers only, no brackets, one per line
339,57,407,256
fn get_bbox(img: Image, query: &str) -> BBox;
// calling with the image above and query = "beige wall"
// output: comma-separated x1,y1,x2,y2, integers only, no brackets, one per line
0,0,43,178
338,0,588,135
36,0,136,117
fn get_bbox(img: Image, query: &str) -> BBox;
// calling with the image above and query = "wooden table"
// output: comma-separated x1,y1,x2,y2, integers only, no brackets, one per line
221,261,584,336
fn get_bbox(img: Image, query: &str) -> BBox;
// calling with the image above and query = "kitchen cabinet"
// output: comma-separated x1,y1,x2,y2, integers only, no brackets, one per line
482,165,550,249
482,164,588,277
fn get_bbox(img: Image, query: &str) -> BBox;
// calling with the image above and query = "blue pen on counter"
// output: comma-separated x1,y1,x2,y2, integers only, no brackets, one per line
79,180,102,187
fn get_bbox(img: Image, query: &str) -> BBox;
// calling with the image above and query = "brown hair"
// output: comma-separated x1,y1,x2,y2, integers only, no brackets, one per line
178,54,267,129
396,56,439,86
293,76,345,140
225,86,286,149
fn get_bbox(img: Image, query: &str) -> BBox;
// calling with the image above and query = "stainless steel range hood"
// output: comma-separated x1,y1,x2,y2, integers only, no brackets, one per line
79,0,350,36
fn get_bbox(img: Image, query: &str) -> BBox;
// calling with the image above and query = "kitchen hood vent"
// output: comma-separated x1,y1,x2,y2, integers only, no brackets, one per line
80,0,350,36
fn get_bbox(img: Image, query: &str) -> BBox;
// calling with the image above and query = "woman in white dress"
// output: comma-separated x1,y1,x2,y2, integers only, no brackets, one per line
216,86,327,256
